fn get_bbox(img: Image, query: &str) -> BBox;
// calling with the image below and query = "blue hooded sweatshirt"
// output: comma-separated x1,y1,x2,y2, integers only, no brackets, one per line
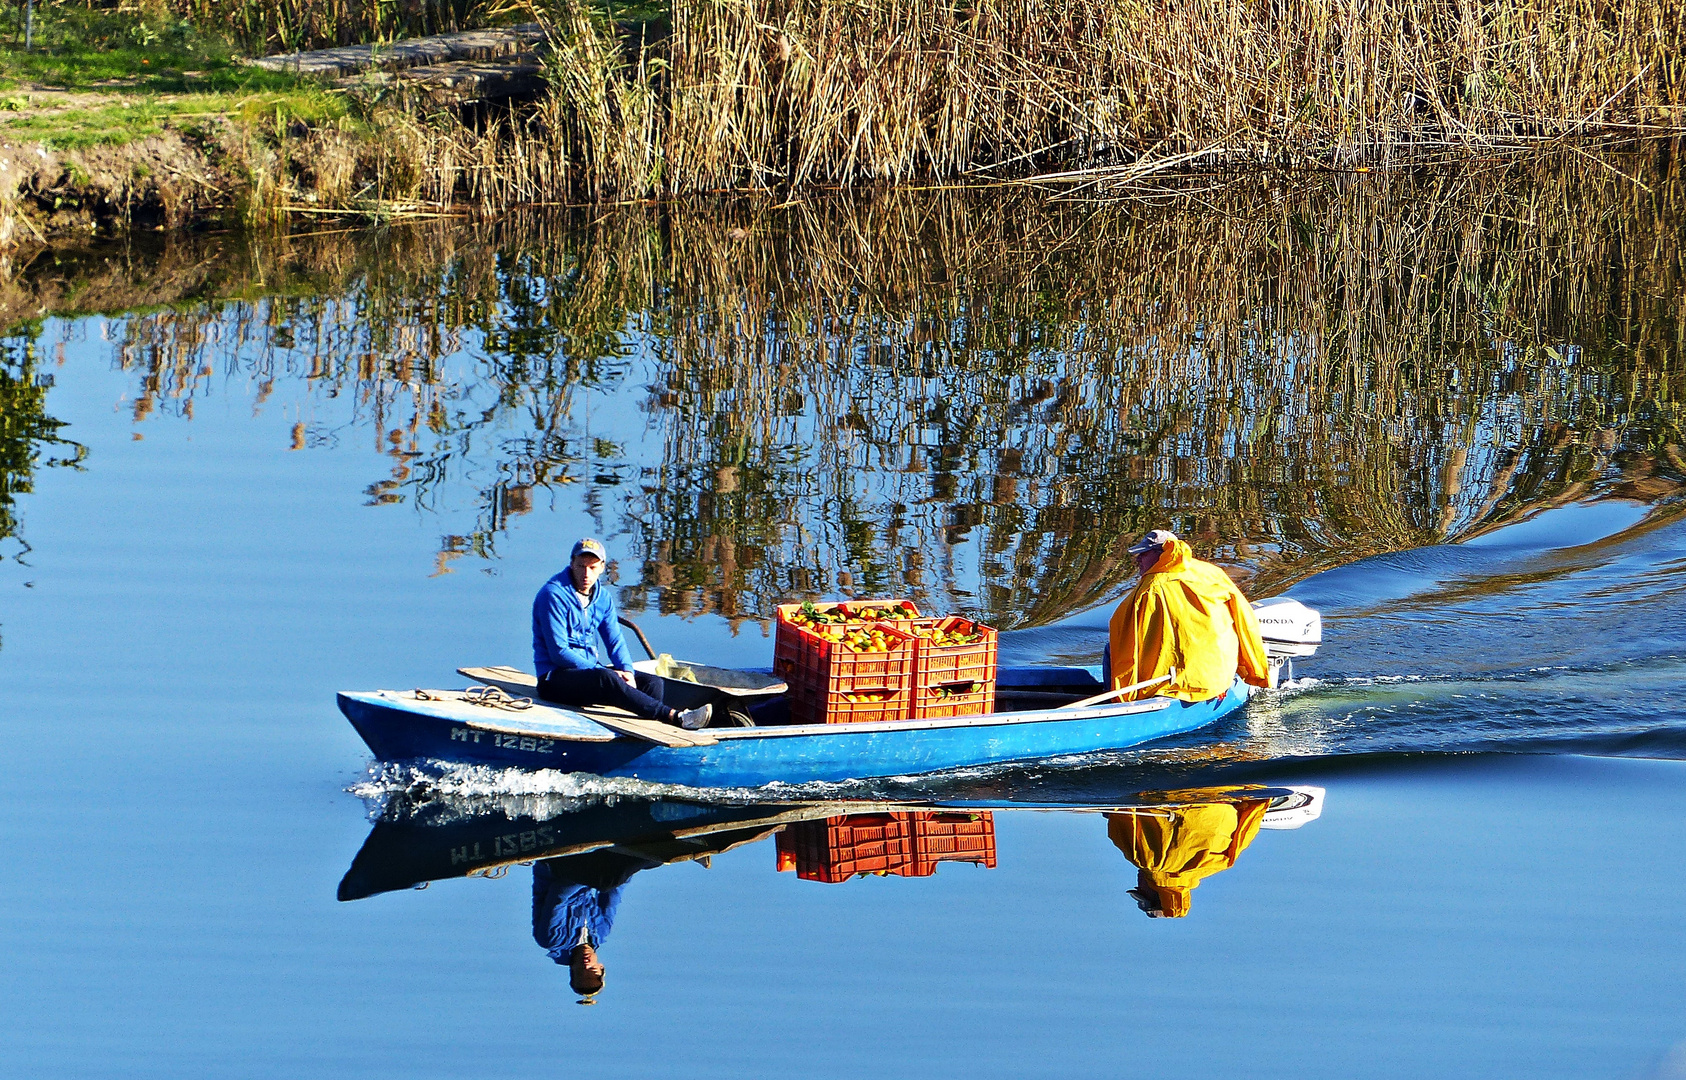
531,570,634,677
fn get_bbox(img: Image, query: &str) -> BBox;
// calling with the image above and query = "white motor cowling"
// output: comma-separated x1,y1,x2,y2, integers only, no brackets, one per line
1251,596,1321,659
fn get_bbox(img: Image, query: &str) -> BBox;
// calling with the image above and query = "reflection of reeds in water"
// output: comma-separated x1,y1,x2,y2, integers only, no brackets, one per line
0,338,83,562
610,155,1685,625
60,151,1686,629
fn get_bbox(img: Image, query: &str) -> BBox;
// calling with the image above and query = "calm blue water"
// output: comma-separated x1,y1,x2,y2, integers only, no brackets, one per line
4,179,1686,1077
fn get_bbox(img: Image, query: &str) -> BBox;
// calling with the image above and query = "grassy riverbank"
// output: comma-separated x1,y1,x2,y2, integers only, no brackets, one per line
0,0,1682,241
0,1,470,243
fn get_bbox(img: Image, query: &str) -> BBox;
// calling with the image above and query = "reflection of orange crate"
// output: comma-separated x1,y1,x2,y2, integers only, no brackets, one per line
775,812,997,881
775,813,917,882
784,623,917,725
911,812,997,874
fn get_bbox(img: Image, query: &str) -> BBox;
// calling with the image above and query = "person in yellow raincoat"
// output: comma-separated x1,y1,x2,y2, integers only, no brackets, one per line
1107,529,1273,702
1106,788,1272,918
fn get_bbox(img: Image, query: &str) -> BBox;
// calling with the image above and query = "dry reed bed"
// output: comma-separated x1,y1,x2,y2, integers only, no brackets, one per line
440,0,1686,203
138,0,1686,214
73,152,1686,626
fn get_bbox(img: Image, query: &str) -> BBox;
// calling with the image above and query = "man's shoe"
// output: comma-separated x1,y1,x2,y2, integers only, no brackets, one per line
677,704,713,730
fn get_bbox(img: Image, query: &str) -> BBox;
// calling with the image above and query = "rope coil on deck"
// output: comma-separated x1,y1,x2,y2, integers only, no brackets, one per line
462,684,534,711
412,686,533,710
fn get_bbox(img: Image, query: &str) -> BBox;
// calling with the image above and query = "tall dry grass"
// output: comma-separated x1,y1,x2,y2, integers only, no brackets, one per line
435,0,1686,203
116,0,1686,210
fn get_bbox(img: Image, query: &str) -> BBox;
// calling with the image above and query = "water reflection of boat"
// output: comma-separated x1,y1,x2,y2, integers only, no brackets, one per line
337,667,1255,787
339,786,1322,901
340,786,1323,999
337,795,860,901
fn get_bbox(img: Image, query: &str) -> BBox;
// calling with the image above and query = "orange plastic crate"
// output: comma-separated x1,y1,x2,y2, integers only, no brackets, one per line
905,616,998,719
774,599,922,627
783,622,917,724
913,681,995,720
774,599,922,685
909,615,999,687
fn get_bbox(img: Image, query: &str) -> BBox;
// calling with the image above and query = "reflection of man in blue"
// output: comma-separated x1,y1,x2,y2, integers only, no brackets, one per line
532,850,661,1002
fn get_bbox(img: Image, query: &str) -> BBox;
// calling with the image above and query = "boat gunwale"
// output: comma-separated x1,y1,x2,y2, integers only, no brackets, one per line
705,696,1175,740
339,688,1179,745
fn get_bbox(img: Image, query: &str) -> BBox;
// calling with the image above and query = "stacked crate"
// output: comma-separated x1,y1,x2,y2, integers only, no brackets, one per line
775,812,997,882
907,616,999,720
772,600,998,724
774,600,922,724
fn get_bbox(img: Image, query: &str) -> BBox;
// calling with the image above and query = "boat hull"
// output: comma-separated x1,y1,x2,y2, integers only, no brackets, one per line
338,680,1253,788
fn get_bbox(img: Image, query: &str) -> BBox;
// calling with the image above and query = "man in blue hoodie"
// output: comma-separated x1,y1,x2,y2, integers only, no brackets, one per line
532,538,712,730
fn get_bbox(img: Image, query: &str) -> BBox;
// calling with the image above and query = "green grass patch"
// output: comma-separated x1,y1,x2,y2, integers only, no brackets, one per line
0,3,360,151
0,91,353,151
0,3,323,97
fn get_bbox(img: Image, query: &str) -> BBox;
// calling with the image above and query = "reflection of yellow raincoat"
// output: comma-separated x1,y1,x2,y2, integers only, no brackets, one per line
1108,537,1272,701
1107,794,1270,917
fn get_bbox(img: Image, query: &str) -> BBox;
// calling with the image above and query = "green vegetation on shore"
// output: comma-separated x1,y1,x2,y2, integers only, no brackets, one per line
0,3,350,147
506,0,1686,200
0,2,432,238
0,4,288,92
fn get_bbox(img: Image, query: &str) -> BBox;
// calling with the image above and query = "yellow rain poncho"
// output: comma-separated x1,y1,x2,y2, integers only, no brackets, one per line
1107,792,1271,918
1108,537,1272,701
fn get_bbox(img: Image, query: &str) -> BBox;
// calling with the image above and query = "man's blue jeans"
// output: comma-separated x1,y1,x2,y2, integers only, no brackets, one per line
536,667,671,722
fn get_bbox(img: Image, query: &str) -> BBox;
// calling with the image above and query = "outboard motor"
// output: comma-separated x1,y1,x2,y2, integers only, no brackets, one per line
1251,596,1321,683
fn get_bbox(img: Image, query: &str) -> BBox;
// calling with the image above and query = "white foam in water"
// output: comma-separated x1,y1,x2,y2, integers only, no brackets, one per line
348,758,777,812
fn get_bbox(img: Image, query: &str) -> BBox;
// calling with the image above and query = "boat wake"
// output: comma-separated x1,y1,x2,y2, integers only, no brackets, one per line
348,759,774,818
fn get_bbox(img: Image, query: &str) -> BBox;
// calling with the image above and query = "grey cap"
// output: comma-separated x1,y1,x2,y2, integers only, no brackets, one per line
570,538,607,561
1127,529,1177,555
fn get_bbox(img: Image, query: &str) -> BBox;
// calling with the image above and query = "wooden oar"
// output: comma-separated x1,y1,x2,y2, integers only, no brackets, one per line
1059,670,1175,710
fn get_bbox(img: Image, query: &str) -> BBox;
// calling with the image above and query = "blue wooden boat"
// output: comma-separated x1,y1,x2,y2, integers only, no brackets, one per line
337,665,1254,788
